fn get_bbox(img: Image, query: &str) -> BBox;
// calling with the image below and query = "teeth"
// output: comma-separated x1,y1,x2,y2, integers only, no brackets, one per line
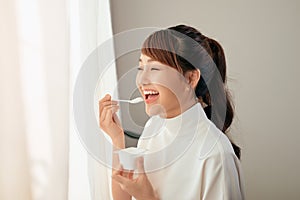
143,90,159,95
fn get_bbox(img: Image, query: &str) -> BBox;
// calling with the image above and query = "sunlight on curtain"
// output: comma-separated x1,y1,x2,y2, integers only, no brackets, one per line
16,0,69,199
0,0,69,199
68,0,117,199
0,1,32,199
16,1,53,198
68,0,91,198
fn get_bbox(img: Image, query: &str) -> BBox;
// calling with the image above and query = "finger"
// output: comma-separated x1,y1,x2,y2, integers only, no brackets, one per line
136,156,145,174
99,94,119,106
112,174,128,185
121,169,129,177
103,107,112,127
101,104,119,113
103,105,119,118
113,164,123,176
99,100,118,114
99,93,117,114
100,105,110,124
121,169,134,179
113,113,121,126
113,164,133,180
100,105,119,123
99,95,111,113
128,170,134,180
119,164,124,176
102,105,119,124
100,101,118,107
111,105,120,113
99,94,111,103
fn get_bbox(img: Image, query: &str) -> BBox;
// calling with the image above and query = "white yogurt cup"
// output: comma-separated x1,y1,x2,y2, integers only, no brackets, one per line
116,147,147,170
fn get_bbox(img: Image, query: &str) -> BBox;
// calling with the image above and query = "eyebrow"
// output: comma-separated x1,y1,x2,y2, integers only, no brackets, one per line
138,58,156,63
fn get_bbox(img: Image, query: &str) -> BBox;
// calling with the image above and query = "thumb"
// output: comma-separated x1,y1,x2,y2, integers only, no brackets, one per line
136,156,145,174
105,94,111,100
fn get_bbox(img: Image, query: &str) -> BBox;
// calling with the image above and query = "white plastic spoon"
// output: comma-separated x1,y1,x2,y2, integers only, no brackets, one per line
117,97,144,104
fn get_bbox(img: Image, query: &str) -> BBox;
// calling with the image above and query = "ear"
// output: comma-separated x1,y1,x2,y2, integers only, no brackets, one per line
184,69,200,89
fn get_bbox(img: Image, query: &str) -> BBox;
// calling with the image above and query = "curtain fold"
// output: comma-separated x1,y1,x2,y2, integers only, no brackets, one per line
1,0,69,199
0,3,32,200
68,0,117,199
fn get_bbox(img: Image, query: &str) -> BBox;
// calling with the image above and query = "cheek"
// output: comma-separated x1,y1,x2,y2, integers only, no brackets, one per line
159,87,177,102
155,73,187,98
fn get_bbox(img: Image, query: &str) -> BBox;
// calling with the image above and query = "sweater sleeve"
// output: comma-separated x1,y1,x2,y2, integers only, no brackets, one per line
199,149,245,200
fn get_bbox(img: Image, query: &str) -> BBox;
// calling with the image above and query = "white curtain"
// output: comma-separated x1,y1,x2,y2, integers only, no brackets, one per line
0,0,69,199
68,0,117,199
0,0,115,199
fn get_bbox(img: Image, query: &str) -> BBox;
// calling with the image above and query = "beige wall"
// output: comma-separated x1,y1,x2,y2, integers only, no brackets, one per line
110,0,300,199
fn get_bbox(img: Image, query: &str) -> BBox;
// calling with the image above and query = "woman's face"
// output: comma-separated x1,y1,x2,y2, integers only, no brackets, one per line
136,54,196,118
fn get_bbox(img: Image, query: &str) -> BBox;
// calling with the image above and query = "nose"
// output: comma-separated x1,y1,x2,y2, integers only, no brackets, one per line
136,69,151,86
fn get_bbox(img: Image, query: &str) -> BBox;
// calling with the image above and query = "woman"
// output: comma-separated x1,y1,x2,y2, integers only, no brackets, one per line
99,24,245,200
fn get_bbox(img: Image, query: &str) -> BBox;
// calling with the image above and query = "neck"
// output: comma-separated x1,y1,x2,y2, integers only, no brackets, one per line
160,94,198,119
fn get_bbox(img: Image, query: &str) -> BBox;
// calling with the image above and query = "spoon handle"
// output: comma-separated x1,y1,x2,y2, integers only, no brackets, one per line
116,97,143,104
117,99,131,103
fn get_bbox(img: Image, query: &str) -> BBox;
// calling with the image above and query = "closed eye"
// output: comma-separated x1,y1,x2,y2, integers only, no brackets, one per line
137,67,143,71
151,68,160,71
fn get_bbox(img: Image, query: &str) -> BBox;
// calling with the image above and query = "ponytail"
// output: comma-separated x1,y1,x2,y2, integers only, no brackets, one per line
168,25,241,159
202,37,241,159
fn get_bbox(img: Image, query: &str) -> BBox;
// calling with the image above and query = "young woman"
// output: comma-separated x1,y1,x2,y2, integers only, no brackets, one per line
99,25,245,200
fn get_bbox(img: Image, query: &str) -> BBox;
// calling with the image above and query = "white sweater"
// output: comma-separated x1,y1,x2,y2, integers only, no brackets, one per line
135,103,245,200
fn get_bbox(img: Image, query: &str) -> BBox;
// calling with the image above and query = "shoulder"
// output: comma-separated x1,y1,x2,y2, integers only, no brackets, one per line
196,124,245,199
196,129,245,199
198,123,239,166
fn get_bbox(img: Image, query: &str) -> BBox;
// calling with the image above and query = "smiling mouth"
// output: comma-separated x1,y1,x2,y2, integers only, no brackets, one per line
143,89,160,104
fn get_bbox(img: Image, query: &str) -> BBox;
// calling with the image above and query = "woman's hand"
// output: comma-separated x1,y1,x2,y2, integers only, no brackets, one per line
99,94,124,146
112,157,159,200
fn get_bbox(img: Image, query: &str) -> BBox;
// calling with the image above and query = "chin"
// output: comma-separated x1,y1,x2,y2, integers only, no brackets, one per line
145,104,166,117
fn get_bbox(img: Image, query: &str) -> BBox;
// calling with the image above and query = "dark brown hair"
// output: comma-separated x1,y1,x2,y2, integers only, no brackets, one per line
141,24,241,159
